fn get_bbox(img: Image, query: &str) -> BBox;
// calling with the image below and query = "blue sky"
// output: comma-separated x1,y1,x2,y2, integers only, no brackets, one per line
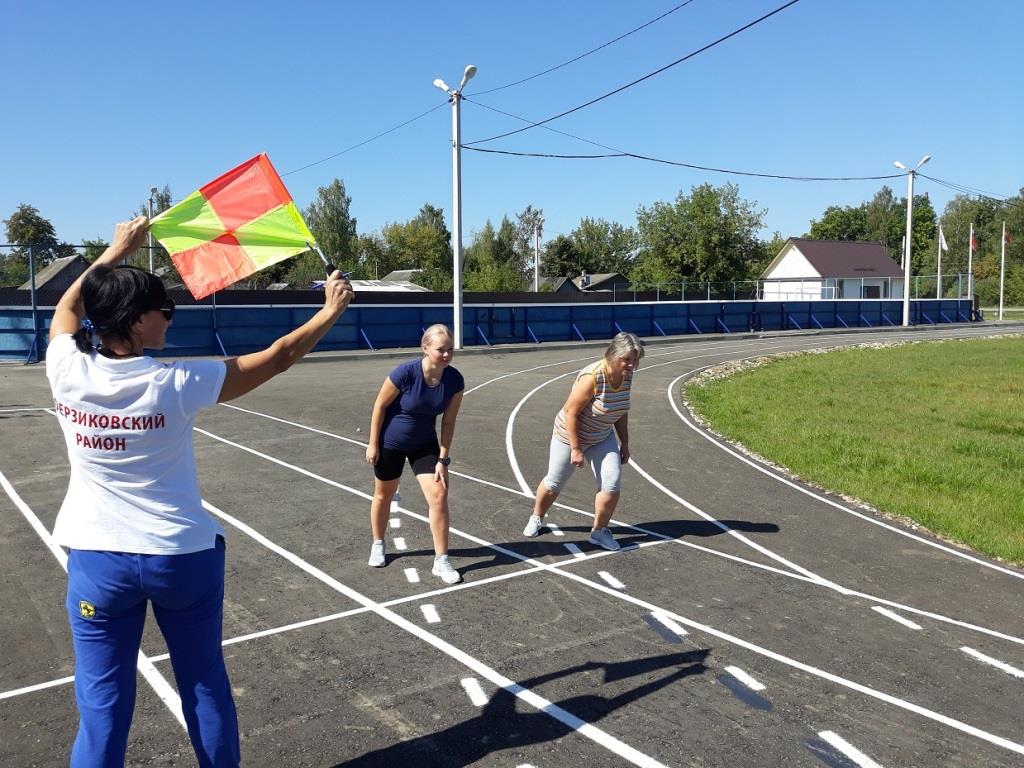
2,0,1021,249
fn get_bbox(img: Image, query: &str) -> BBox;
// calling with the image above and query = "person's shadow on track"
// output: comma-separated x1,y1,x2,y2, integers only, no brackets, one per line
333,648,709,767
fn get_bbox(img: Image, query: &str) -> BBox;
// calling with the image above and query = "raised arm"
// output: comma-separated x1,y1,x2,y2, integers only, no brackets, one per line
50,216,149,340
218,272,353,402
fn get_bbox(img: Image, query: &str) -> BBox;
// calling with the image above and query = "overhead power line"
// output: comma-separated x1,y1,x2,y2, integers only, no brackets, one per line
463,145,905,182
281,102,448,177
468,0,699,97
917,173,1014,203
464,97,900,182
464,0,802,147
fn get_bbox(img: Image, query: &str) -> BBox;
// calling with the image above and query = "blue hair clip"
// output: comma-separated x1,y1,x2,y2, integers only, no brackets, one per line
82,318,95,332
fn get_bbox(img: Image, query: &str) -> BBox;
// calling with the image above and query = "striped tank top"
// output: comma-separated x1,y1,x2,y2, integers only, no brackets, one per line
553,359,633,448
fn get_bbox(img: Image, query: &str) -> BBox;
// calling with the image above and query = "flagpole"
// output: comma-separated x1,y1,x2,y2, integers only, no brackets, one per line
967,222,974,302
936,225,942,300
999,221,1007,320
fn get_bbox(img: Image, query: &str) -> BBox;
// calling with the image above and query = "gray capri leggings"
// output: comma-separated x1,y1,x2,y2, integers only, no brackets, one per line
542,432,622,494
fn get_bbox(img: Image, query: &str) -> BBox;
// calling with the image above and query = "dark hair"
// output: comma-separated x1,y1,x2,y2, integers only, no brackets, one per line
73,266,168,353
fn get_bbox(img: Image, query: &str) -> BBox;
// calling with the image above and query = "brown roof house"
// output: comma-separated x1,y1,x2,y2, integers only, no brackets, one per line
19,254,90,292
760,239,904,300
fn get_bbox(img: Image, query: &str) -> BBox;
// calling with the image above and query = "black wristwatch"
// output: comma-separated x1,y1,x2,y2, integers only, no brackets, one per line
438,456,452,466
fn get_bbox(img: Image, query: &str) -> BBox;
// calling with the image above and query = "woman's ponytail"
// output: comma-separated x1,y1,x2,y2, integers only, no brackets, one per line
72,319,96,353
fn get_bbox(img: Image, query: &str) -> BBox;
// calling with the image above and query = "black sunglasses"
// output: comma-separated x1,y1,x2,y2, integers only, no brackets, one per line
159,298,175,322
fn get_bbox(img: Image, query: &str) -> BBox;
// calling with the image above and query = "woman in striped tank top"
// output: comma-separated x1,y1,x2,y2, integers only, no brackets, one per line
522,332,644,551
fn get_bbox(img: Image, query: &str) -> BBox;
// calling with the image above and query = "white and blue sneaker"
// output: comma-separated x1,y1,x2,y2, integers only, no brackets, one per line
588,527,620,552
368,539,386,567
432,555,462,585
523,515,544,537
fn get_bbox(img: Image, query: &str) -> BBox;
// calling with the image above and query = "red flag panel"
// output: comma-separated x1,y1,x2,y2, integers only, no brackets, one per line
200,154,292,232
171,233,254,299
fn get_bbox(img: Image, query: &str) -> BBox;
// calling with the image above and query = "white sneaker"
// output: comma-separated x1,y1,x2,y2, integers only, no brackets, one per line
431,556,462,585
523,515,544,537
368,540,386,567
588,527,620,552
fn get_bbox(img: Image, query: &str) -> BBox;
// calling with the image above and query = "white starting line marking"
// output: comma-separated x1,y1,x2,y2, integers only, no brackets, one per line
650,611,689,638
421,604,441,624
404,568,420,583
724,666,766,692
548,523,564,537
961,647,1024,679
389,517,401,529
818,731,883,768
461,677,489,706
393,536,407,551
872,606,922,630
597,571,625,590
564,543,586,559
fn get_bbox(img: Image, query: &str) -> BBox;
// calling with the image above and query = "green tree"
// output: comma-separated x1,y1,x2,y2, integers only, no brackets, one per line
514,204,545,273
304,179,358,269
632,182,766,289
135,185,175,275
540,234,580,278
570,217,638,275
462,220,525,291
807,205,868,241
4,203,75,265
81,238,109,261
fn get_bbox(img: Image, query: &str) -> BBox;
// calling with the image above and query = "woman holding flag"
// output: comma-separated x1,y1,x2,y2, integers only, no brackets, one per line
46,216,353,767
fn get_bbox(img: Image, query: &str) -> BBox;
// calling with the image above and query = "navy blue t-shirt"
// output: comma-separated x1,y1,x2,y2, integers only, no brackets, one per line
381,358,465,450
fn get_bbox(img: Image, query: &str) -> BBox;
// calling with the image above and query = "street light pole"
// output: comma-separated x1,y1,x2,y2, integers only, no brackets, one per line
893,155,930,326
147,187,158,272
434,65,477,350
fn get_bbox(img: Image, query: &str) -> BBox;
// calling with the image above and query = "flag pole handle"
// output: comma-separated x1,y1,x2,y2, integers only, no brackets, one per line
307,241,336,276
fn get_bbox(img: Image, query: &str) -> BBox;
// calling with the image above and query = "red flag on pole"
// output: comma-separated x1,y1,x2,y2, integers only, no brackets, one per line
970,232,978,251
1006,229,1013,244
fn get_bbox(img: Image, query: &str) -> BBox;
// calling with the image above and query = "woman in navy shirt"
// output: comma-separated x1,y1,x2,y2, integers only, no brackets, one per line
365,324,465,583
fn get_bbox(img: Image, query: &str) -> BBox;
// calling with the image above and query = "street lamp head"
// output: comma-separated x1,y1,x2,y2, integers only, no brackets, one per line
916,154,931,169
458,64,477,91
893,160,907,171
149,187,158,196
433,78,451,93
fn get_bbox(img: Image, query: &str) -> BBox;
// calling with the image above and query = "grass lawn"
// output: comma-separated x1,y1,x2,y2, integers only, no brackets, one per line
684,336,1024,566
981,306,1024,321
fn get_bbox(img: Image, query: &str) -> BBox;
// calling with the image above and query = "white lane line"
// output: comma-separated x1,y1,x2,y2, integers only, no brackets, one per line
650,611,689,638
202,500,671,768
5,564,552,700
724,666,766,692
195,421,1024,757
0,407,50,413
404,568,420,583
461,677,489,706
872,606,922,630
818,730,883,768
564,543,586,559
218,381,1024,652
0,674,76,701
0,468,186,728
389,517,401,529
393,536,408,551
548,522,565,537
667,366,1024,581
421,604,441,624
597,571,625,590
960,647,1024,679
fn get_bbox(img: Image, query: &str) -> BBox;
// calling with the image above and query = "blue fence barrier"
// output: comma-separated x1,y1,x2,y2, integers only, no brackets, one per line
1,298,978,361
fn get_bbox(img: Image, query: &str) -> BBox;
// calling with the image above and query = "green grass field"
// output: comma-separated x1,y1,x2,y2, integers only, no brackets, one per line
981,306,1024,321
684,337,1024,565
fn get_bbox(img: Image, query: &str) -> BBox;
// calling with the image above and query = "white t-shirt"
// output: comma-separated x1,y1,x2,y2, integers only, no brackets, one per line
45,334,227,555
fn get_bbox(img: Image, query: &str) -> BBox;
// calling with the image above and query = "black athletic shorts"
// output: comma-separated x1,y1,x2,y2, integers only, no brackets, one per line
374,438,441,482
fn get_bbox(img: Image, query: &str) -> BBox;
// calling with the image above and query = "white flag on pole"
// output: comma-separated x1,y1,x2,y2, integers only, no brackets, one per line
938,225,949,252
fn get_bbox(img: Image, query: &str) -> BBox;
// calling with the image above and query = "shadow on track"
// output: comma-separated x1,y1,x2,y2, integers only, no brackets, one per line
334,649,710,767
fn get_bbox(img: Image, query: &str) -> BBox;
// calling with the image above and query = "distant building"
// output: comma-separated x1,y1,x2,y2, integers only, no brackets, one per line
19,255,90,291
571,270,631,293
760,239,904,300
380,269,424,283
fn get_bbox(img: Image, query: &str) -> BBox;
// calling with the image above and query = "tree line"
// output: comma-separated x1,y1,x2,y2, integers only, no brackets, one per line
3,180,1022,304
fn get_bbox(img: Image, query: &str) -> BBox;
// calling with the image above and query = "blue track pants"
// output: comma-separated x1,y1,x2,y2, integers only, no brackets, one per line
65,537,240,767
